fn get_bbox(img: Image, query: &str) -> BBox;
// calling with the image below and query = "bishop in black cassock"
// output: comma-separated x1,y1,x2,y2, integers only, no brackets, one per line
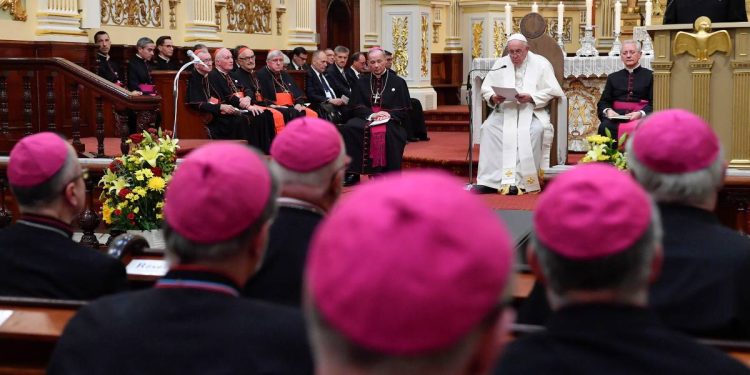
341,50,410,175
255,63,312,119
206,68,276,153
597,67,653,137
233,67,299,124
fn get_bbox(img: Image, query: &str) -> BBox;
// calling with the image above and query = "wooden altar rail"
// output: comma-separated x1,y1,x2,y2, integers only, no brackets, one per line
0,57,161,156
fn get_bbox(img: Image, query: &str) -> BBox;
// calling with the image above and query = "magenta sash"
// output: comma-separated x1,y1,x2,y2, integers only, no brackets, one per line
369,106,386,168
613,100,648,112
138,84,156,95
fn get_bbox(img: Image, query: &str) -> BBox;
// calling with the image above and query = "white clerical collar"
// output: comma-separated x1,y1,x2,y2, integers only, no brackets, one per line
97,52,110,60
625,64,640,74
158,54,170,63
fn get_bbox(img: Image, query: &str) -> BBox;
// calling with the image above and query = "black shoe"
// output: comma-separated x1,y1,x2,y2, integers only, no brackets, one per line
508,186,519,195
344,173,360,187
417,135,430,141
470,184,498,194
407,137,420,142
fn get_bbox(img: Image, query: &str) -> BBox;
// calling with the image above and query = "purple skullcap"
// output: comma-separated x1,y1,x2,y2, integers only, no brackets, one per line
270,117,342,172
534,163,652,260
632,109,720,173
8,132,69,187
306,170,514,355
165,142,272,244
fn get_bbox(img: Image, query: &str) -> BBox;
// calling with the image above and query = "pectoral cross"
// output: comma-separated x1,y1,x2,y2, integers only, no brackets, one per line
373,93,381,103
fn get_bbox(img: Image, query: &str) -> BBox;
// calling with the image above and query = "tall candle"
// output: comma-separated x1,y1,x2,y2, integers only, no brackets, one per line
614,0,621,34
585,0,593,28
532,2,539,13
557,2,564,35
505,3,512,35
644,0,652,26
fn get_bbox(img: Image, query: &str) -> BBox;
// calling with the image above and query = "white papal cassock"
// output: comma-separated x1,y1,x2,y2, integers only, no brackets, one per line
478,51,564,193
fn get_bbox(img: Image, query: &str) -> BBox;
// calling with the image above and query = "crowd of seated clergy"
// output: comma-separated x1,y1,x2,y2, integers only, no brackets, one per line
2,108,750,373
3,27,745,373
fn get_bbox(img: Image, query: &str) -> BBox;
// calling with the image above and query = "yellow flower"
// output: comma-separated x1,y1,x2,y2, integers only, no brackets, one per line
136,144,163,168
148,176,166,191
156,213,164,220
108,177,130,194
102,202,113,224
126,193,139,201
117,201,128,210
133,186,148,197
133,206,140,214
156,202,165,209
586,134,611,145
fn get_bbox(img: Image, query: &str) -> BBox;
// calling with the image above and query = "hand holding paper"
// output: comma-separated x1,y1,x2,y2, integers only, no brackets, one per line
491,86,519,102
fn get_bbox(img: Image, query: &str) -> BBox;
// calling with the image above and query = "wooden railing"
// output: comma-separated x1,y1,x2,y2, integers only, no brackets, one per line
0,57,161,156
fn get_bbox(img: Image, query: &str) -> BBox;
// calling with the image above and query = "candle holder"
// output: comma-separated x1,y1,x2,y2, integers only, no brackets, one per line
576,26,597,57
608,31,622,56
633,26,654,56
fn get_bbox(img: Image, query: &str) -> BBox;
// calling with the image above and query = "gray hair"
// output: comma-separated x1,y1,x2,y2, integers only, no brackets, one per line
305,299,501,375
621,39,641,52
11,146,79,210
627,142,724,206
334,46,350,54
163,169,280,264
267,49,285,60
532,200,662,301
269,143,346,196
136,37,154,49
311,50,327,60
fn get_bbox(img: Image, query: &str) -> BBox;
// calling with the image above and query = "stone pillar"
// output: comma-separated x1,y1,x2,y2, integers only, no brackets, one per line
444,0,462,52
689,60,713,120
36,0,87,42
382,0,438,109
458,1,506,102
287,0,317,48
185,0,222,43
362,0,382,48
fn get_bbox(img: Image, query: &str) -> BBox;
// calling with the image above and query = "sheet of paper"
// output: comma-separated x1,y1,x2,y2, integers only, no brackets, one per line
608,114,631,120
126,259,169,277
369,118,389,126
0,310,13,327
491,86,519,101
341,95,350,105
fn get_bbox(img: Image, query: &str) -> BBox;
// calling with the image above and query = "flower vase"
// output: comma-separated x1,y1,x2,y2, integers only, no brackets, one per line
126,229,166,251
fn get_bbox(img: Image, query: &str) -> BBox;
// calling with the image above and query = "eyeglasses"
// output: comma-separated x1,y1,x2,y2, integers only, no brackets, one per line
200,59,212,63
238,56,256,61
62,168,88,193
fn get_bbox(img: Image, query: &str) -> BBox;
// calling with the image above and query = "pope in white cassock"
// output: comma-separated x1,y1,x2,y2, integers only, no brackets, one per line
473,34,564,195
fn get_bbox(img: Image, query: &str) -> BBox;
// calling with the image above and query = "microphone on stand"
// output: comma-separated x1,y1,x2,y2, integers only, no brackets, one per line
187,50,209,68
464,63,508,191
172,50,206,138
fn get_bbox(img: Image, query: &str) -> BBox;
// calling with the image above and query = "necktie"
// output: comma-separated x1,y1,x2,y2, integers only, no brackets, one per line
320,73,335,98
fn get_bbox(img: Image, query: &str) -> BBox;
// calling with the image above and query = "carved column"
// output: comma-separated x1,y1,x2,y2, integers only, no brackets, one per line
651,62,672,111
287,0,317,47
36,0,87,42
729,60,750,168
185,0,222,43
382,0,438,110
362,0,382,48
689,60,712,120
444,0,461,52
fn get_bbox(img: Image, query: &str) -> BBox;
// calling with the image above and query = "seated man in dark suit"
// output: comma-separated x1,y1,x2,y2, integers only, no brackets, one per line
340,48,411,186
152,35,180,70
256,49,317,119
345,51,368,90
48,143,314,374
93,30,123,87
0,133,127,300
305,171,515,375
244,117,347,307
628,109,750,339
325,45,352,98
305,50,350,123
597,40,652,138
495,164,749,374
288,46,310,71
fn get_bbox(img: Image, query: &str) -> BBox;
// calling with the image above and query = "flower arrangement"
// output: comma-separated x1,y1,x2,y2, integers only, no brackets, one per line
579,129,628,170
99,128,179,230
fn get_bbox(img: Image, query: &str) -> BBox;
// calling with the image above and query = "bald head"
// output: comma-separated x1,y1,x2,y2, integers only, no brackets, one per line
368,49,387,76
215,48,233,72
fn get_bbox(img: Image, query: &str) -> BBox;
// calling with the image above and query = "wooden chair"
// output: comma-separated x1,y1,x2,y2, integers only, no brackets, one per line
495,13,569,167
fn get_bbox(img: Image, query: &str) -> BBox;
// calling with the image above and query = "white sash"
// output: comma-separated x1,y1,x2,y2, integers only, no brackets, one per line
501,102,540,191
